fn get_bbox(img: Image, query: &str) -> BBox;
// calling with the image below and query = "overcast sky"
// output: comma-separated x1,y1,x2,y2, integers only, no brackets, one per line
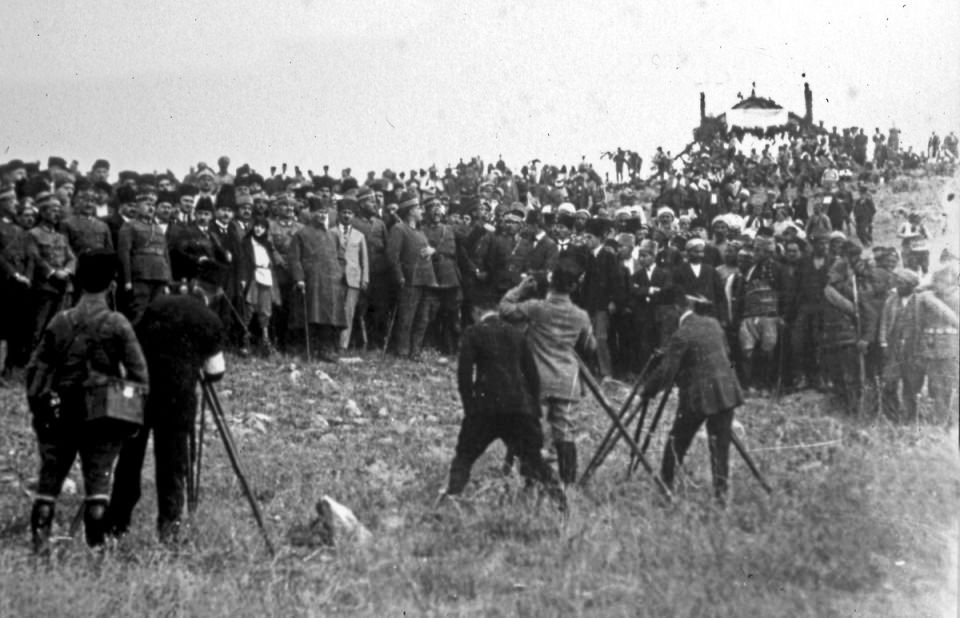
1,0,958,178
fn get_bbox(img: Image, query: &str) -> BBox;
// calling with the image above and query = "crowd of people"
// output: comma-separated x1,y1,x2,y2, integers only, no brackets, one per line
3,121,958,549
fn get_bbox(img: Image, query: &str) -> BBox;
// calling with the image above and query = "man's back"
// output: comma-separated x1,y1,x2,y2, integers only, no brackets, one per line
457,315,537,416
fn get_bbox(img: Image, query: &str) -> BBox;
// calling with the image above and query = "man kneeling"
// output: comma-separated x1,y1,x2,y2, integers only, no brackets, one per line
443,299,562,502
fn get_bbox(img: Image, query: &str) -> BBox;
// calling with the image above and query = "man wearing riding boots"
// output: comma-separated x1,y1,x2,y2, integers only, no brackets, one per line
26,250,148,553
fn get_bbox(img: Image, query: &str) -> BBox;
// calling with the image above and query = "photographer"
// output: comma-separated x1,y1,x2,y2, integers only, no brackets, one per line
26,249,148,553
107,266,225,543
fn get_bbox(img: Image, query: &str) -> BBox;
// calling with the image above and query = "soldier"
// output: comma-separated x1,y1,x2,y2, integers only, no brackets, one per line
25,250,148,552
915,267,959,426
266,196,302,351
853,184,876,246
0,186,34,381
738,236,786,394
117,193,172,324
822,239,877,413
386,194,438,360
422,197,461,354
878,268,922,422
28,194,76,348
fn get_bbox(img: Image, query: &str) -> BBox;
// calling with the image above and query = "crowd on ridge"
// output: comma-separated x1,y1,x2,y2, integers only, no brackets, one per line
0,121,957,427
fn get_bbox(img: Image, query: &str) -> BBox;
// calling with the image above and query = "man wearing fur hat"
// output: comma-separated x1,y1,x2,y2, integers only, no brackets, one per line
61,190,114,256
386,193,437,360
291,203,346,362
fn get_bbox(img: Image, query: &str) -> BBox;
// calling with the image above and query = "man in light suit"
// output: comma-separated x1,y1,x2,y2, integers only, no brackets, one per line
643,288,744,501
336,198,369,351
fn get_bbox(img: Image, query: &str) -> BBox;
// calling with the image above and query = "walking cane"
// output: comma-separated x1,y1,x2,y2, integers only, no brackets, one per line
731,433,773,494
381,306,398,359
300,287,312,363
577,357,672,498
200,375,275,556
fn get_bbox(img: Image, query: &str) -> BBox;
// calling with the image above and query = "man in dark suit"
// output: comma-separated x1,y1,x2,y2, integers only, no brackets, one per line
577,217,623,379
630,239,674,368
523,208,558,278
672,238,728,324
443,298,561,501
643,289,744,501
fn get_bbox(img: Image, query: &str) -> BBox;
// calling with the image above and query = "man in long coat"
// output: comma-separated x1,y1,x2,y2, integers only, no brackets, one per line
643,289,744,501
290,206,345,362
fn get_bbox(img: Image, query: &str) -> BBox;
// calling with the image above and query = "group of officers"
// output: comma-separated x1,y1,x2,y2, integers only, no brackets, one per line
2,151,957,549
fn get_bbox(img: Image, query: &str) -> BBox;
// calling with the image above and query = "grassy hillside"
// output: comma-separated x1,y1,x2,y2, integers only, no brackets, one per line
0,171,957,616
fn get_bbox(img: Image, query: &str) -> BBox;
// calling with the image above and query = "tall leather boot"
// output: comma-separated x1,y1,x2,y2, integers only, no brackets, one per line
83,500,108,548
30,500,55,555
555,441,578,485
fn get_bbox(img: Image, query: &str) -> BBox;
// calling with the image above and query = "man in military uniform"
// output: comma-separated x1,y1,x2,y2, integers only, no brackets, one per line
61,190,114,256
118,194,172,323
353,187,391,348
422,197,461,354
28,194,76,348
25,250,148,552
386,194,438,360
267,196,303,351
0,186,34,381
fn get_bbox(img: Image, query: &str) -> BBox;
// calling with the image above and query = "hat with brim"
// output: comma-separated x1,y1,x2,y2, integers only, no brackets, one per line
892,268,919,287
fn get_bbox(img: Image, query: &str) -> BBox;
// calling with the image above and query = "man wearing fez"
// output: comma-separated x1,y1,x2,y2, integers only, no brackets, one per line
642,288,744,502
290,202,346,362
167,196,228,291
118,193,172,323
0,186,34,382
335,198,369,352
28,194,76,347
107,263,225,543
386,193,438,360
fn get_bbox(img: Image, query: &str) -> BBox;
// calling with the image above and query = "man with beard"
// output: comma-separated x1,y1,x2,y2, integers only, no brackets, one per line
107,268,224,544
0,186,33,382
28,194,76,347
386,194,438,360
422,197,461,354
673,238,727,325
291,204,346,362
118,193,171,323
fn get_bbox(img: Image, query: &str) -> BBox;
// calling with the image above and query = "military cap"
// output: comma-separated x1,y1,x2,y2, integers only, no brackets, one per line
92,159,110,170
892,268,919,287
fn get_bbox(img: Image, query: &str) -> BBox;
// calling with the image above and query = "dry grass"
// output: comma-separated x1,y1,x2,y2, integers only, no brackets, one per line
0,172,957,617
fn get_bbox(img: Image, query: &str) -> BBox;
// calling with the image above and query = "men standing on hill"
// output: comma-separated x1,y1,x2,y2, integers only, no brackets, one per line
387,194,438,360
915,267,959,426
28,195,76,347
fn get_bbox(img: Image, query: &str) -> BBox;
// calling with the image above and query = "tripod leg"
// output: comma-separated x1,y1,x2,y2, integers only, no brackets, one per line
629,387,672,477
189,396,206,514
577,357,671,499
730,432,773,494
201,380,276,556
187,420,196,514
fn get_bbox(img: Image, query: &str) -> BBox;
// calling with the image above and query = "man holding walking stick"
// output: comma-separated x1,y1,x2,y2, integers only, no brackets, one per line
642,289,744,503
